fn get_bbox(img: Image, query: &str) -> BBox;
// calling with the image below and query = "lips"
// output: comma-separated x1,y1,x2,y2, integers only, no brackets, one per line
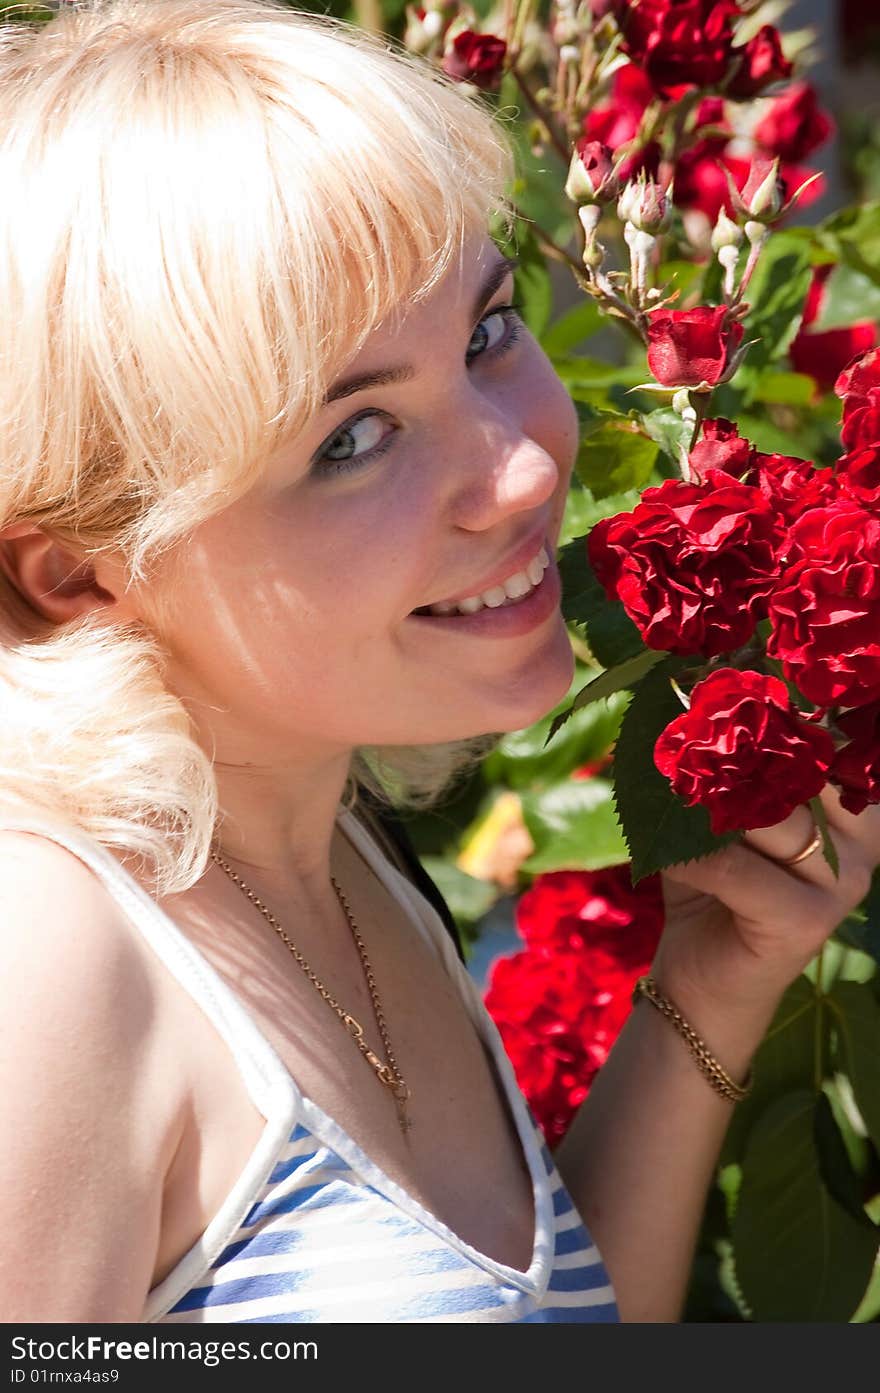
410,525,551,616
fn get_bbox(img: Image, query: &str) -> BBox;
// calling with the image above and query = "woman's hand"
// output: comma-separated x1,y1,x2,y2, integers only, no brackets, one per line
653,784,880,1022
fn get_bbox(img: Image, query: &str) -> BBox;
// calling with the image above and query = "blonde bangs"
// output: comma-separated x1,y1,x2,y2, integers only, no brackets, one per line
0,0,517,582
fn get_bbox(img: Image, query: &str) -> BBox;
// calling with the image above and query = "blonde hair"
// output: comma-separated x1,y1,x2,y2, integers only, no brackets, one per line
0,0,518,894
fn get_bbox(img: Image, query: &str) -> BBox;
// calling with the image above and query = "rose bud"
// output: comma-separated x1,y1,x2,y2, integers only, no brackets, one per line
441,30,507,92
737,156,785,221
726,25,793,100
565,138,618,204
654,668,834,835
617,177,670,233
646,305,745,390
689,417,752,480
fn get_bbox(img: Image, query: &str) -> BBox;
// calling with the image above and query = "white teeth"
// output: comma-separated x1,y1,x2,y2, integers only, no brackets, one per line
422,543,552,617
503,569,533,600
456,595,485,614
482,585,509,608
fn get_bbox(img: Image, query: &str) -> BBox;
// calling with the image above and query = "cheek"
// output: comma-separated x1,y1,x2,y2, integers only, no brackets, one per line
523,355,579,491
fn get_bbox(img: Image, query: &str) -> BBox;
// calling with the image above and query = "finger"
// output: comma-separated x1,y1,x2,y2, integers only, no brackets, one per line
818,781,880,856
663,840,838,938
740,803,833,887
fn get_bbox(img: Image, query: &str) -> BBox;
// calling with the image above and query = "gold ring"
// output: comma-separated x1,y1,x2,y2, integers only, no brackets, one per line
777,823,823,867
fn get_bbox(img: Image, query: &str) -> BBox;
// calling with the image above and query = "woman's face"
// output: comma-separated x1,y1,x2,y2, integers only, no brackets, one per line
141,232,579,759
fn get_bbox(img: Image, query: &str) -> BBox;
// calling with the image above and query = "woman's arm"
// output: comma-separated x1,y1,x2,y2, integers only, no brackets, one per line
554,789,879,1322
0,832,180,1320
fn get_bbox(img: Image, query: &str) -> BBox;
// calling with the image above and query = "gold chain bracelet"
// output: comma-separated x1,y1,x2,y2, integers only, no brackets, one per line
632,975,753,1105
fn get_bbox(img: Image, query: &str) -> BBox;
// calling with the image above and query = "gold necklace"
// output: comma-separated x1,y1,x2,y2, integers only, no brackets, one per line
209,840,412,1136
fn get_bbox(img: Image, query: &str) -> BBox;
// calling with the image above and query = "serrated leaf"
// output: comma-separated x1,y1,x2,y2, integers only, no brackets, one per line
575,419,659,499
545,648,664,746
520,778,628,873
557,536,645,668
611,659,738,881
810,795,840,877
827,982,880,1150
743,231,814,369
638,406,691,468
732,1091,879,1321
484,679,628,789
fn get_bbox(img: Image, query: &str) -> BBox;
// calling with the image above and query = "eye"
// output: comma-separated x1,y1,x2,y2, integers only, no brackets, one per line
312,302,525,479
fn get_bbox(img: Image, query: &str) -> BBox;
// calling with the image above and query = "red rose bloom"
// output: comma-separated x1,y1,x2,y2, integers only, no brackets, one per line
836,346,880,406
727,24,793,99
673,146,751,223
747,451,840,526
441,31,507,90
654,668,834,834
831,702,880,814
647,306,744,388
689,418,753,478
767,501,880,707
836,442,880,508
485,866,665,1146
587,470,785,656
753,81,834,163
620,0,740,99
841,391,880,452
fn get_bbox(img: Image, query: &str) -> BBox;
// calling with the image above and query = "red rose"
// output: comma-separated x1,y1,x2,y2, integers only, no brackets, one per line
747,451,840,526
841,391,880,452
673,146,751,223
566,138,619,203
485,865,665,1146
727,24,793,99
654,668,834,834
753,81,834,163
582,64,660,183
767,501,880,707
836,346,880,406
587,470,785,656
441,31,507,90
620,0,740,99
646,305,744,388
789,267,878,392
689,418,752,478
831,702,880,814
836,442,880,508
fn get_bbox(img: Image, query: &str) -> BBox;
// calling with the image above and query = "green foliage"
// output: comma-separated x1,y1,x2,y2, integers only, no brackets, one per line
556,536,645,668
817,202,880,287
520,778,628,873
574,417,659,498
738,231,814,370
732,1091,880,1322
485,677,628,789
611,658,738,881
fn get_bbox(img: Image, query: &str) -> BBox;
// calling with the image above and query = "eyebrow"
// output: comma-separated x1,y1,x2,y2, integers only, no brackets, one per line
321,252,521,407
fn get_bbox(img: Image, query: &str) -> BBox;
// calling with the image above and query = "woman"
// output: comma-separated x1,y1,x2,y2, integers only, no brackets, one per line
0,0,874,1324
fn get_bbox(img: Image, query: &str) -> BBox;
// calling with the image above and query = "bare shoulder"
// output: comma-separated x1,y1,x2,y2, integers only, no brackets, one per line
0,828,186,1320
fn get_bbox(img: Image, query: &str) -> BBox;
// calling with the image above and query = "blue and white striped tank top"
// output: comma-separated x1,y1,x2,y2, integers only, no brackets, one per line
0,806,619,1324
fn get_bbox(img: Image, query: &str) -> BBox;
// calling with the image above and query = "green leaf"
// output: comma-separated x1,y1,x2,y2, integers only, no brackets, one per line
742,231,814,369
485,678,628,790
557,536,645,668
611,658,738,881
558,484,644,548
720,975,818,1166
417,856,497,932
546,649,664,746
810,795,840,877
574,418,659,499
638,406,692,469
827,982,880,1151
732,1090,880,1321
520,778,628,873
745,370,817,407
541,298,602,357
818,202,880,287
733,411,818,457
814,1090,877,1228
812,263,880,332
512,224,554,340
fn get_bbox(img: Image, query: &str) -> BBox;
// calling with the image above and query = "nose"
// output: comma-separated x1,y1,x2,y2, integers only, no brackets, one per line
442,391,563,534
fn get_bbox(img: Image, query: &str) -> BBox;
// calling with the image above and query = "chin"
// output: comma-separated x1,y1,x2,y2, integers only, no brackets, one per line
475,630,576,735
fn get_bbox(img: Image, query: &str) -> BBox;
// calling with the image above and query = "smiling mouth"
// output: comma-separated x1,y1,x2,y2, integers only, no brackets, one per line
411,545,550,618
